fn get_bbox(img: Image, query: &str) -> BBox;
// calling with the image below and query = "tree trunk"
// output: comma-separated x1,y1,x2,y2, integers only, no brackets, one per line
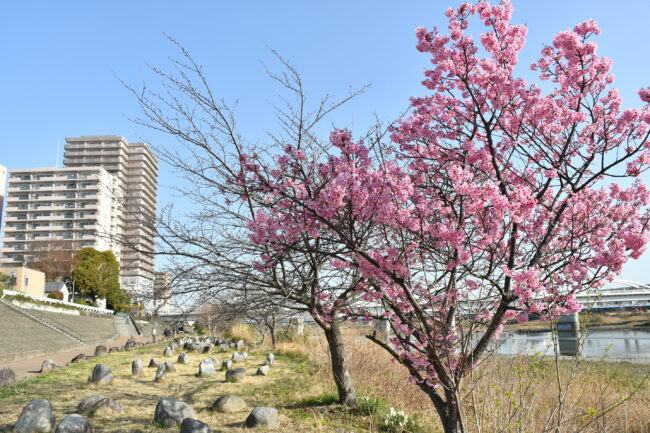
428,393,463,433
323,318,358,407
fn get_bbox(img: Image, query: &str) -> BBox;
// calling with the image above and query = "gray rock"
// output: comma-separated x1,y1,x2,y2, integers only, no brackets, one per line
245,407,279,429
0,366,17,387
14,399,55,433
210,394,247,413
90,364,113,384
202,344,212,354
220,344,229,352
236,340,245,351
198,359,215,377
132,359,144,376
153,397,197,427
108,347,119,353
76,394,124,415
221,359,232,371
55,414,91,433
163,346,173,357
189,343,201,352
148,358,160,368
180,418,211,433
154,364,167,383
265,354,274,365
256,365,270,376
39,359,63,373
93,346,107,357
71,354,87,364
231,352,246,362
225,368,246,383
164,361,176,373
177,352,190,364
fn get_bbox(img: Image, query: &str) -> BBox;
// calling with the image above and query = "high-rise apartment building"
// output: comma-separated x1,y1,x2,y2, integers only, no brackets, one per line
63,135,158,299
153,271,173,314
0,167,122,264
0,164,7,231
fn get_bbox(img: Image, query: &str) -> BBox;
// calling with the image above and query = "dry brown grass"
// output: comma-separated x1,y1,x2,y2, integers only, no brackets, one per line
225,323,258,344
306,325,650,433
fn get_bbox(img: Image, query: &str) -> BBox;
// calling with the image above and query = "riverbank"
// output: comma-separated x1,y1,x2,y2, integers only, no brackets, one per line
504,310,650,333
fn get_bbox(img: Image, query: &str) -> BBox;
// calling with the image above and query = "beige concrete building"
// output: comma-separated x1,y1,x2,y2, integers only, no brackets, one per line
153,271,173,313
0,266,45,297
63,135,158,306
0,166,123,264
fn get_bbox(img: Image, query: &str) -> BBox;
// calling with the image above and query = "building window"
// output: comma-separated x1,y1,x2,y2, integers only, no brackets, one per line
24,277,29,287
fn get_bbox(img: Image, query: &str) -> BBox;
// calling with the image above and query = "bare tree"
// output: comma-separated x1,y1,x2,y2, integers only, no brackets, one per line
25,241,80,282
121,37,370,406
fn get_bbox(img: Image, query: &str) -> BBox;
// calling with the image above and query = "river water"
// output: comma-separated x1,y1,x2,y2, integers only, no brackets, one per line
496,329,650,362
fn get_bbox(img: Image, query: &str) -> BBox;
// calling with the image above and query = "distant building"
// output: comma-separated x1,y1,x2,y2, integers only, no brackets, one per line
64,136,158,307
0,266,45,297
44,281,70,302
0,164,6,239
153,271,173,314
0,166,123,264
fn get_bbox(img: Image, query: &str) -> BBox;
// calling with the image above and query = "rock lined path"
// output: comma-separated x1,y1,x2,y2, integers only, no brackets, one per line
3,335,147,381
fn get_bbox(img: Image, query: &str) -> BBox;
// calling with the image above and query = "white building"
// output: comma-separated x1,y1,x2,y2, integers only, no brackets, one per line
63,136,158,310
0,166,122,264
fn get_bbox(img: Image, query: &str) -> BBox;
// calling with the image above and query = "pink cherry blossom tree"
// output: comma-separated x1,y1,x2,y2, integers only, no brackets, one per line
244,2,650,431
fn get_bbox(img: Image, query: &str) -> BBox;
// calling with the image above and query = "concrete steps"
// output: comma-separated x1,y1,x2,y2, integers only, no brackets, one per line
0,299,87,344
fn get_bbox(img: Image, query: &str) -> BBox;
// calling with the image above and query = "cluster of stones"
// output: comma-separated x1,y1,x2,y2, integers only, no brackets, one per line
4,333,279,431
12,394,124,433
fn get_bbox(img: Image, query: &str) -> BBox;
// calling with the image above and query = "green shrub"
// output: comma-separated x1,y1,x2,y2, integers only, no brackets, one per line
47,291,64,301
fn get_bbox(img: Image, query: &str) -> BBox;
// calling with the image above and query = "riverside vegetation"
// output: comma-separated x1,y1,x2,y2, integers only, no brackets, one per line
0,324,648,432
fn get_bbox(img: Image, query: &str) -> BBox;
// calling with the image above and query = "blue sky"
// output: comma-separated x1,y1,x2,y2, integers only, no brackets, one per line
1,1,650,283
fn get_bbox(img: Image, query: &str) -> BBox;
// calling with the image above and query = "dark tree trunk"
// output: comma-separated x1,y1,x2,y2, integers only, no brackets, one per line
323,318,358,407
428,392,463,433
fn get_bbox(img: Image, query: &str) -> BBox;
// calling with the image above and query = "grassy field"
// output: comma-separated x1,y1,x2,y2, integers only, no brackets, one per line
505,310,650,332
0,339,374,432
0,328,648,432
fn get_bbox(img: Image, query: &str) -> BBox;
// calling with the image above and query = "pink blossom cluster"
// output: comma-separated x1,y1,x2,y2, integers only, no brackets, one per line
242,0,650,394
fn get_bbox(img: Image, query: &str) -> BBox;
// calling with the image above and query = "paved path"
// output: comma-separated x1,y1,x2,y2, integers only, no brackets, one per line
3,335,149,382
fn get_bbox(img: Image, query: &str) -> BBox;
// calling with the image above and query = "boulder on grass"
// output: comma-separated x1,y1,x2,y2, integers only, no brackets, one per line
14,399,55,433
256,365,270,376
40,359,63,373
153,397,196,427
180,418,212,433
177,352,190,364
90,364,113,385
0,366,17,388
154,364,167,383
148,358,160,368
163,346,173,357
71,354,87,364
245,407,279,429
132,359,144,376
221,359,232,371
77,394,124,415
198,359,215,377
93,346,107,357
225,368,246,383
55,414,91,433
231,352,246,362
164,361,176,373
108,346,119,353
210,395,247,413
220,344,229,352
265,354,274,365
